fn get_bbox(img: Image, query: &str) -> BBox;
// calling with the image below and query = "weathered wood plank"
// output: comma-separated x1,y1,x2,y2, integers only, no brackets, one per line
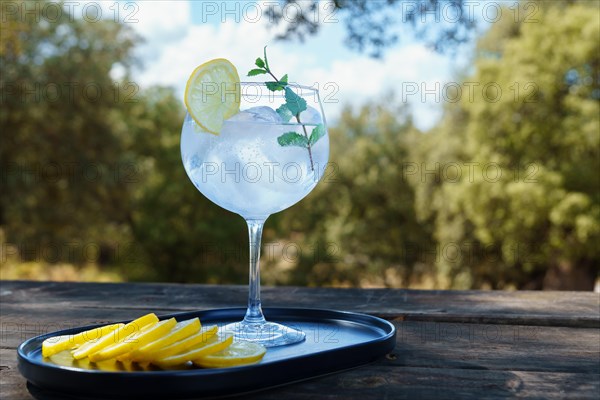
246,367,600,400
1,281,598,327
1,349,598,400
393,320,600,374
2,305,598,375
1,349,28,400
2,281,599,399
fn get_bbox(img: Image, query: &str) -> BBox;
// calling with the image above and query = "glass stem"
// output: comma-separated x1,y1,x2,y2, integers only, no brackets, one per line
243,218,267,325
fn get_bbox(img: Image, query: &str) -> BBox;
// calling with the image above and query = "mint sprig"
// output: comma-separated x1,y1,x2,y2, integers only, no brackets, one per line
284,86,307,116
276,104,293,122
277,132,308,147
309,124,326,145
247,46,325,171
278,124,326,147
250,47,286,91
247,68,267,76
255,57,265,69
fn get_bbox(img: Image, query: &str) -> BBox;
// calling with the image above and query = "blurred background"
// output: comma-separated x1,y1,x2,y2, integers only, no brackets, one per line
1,0,598,291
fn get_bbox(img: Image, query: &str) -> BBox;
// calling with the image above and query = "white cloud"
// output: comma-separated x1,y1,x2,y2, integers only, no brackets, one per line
131,4,303,99
298,44,453,130
130,1,192,62
129,1,454,130
133,1,190,41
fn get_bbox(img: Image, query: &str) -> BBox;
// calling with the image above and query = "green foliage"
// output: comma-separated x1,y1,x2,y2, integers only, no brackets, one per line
0,0,247,283
1,0,139,262
272,101,435,287
409,1,600,289
2,0,598,290
124,87,247,283
266,0,478,57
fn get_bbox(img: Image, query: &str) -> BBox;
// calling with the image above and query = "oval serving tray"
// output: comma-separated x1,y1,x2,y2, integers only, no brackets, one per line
18,308,396,399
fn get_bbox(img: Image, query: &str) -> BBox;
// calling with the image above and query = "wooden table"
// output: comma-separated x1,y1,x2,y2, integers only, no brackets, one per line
1,280,599,399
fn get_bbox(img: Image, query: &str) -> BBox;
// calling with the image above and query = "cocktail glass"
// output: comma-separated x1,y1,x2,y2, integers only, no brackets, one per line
181,82,329,347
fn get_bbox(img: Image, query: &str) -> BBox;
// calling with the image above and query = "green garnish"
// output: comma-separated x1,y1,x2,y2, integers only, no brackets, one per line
276,104,293,122
248,46,325,171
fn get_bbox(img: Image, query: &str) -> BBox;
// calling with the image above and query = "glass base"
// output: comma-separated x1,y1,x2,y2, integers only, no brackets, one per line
221,320,306,347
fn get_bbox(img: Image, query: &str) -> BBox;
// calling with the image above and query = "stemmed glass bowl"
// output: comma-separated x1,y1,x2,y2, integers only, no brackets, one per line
181,82,329,347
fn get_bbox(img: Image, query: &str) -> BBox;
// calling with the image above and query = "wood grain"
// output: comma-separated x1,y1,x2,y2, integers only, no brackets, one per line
1,280,598,399
2,281,598,327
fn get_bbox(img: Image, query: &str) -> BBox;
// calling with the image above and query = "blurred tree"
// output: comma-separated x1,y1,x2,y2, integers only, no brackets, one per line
410,1,600,289
3,0,598,291
0,1,248,283
266,0,478,57
1,0,139,263
274,99,435,287
123,87,248,283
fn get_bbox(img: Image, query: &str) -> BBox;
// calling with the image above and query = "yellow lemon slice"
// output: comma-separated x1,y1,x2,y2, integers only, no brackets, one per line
72,313,158,360
154,333,233,367
42,323,122,358
139,325,218,362
193,341,266,368
126,318,201,362
184,58,240,135
89,318,177,362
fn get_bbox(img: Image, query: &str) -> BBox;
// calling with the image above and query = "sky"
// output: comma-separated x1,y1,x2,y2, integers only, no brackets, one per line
101,0,479,130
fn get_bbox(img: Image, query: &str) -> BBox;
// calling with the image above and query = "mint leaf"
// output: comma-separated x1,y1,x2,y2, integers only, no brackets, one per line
266,81,285,91
309,124,326,145
284,86,307,116
248,69,267,76
255,57,265,69
263,46,270,70
277,132,308,147
276,104,293,122
280,74,288,84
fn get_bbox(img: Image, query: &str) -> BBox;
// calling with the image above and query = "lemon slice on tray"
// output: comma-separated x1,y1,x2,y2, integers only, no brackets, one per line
88,318,177,362
42,323,123,358
193,340,266,368
125,317,201,362
184,58,241,135
154,333,233,367
72,313,158,360
133,325,218,362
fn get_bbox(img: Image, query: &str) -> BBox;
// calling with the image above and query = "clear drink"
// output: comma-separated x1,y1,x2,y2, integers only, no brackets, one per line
181,113,329,219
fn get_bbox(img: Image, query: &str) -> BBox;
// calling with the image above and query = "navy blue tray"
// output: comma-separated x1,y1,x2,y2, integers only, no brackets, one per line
18,308,396,399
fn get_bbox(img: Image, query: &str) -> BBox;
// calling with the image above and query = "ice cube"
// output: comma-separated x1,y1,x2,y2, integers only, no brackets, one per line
299,106,323,124
227,106,282,123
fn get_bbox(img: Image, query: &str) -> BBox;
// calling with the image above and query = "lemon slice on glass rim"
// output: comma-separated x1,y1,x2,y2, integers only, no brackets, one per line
184,58,241,135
